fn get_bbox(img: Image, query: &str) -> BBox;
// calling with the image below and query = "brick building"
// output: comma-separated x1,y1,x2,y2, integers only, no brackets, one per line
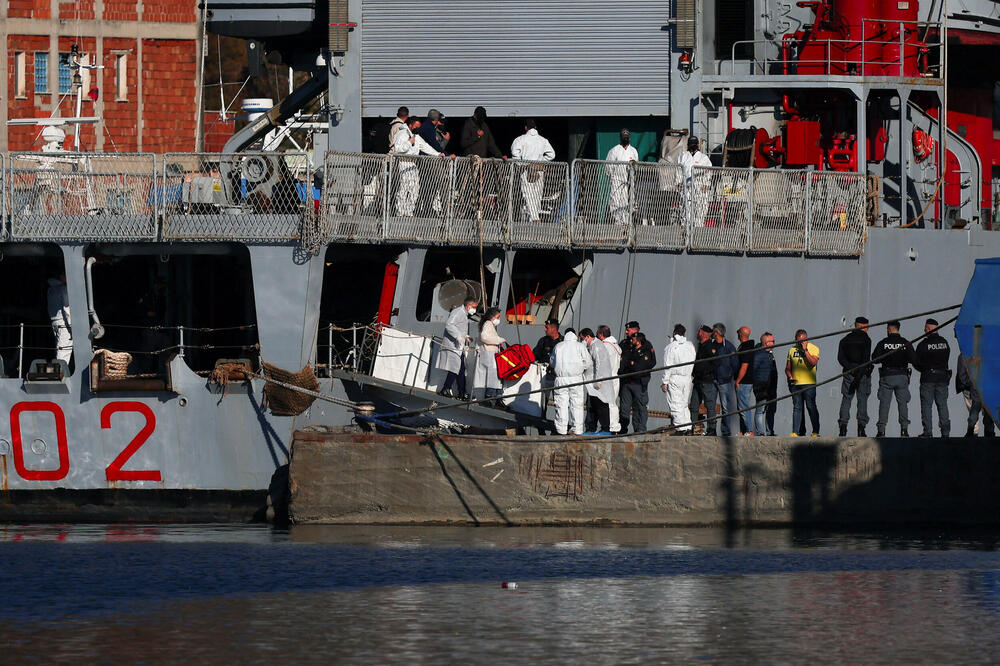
2,0,203,153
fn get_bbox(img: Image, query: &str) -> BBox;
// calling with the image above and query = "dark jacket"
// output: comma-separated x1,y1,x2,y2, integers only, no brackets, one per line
461,117,502,158
693,338,720,383
533,334,562,365
873,333,917,376
418,121,446,153
838,329,872,377
751,345,777,386
956,354,975,394
715,338,739,384
620,340,656,387
915,332,951,383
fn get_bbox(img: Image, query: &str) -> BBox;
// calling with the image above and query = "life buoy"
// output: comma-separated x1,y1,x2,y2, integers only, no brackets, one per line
912,129,935,163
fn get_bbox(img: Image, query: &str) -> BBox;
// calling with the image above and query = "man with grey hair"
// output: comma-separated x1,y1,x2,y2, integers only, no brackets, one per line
712,323,739,436
605,128,638,225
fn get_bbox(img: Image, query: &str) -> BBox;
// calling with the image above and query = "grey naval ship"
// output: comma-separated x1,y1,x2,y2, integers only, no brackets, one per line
2,0,1000,518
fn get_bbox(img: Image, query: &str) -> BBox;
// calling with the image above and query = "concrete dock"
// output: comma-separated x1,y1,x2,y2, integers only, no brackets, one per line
287,430,1000,526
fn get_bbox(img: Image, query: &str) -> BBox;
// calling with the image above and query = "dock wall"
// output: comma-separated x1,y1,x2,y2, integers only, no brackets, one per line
288,432,1000,526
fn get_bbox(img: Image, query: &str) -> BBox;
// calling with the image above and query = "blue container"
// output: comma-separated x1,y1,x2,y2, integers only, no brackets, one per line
956,258,1000,422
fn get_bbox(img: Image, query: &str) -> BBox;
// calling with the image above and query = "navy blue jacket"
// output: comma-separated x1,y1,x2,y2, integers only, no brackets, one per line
418,121,446,153
715,339,739,384
751,345,777,385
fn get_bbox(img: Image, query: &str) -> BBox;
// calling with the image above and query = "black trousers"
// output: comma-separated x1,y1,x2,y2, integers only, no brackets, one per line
589,395,610,432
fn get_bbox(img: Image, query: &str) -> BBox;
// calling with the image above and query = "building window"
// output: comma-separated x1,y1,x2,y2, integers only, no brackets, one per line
34,52,49,94
115,53,128,101
14,52,27,98
58,53,72,94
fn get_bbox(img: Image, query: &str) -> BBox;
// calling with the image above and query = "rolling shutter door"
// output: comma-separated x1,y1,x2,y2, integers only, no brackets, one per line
361,0,671,117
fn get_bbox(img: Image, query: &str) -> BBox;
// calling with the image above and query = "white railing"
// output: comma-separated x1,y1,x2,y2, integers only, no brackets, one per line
2,151,870,256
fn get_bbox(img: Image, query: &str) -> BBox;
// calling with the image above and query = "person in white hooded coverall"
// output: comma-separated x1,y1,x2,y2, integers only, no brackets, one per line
47,273,72,363
392,116,445,217
661,323,696,433
605,129,638,226
580,329,615,432
596,325,623,432
511,119,555,224
679,136,712,225
550,328,591,435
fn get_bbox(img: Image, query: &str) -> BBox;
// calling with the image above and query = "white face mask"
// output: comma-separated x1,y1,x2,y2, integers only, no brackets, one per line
467,307,476,316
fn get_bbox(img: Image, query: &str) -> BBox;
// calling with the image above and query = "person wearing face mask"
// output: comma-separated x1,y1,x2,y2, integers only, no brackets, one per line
436,297,478,400
473,307,507,400
550,327,591,435
605,129,639,226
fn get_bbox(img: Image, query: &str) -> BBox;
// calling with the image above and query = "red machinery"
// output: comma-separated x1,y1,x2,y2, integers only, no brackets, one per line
786,0,925,76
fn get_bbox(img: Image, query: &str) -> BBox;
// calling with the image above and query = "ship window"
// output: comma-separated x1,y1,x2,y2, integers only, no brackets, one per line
86,245,259,377
415,248,502,322
505,250,588,326
0,244,69,379
315,244,406,375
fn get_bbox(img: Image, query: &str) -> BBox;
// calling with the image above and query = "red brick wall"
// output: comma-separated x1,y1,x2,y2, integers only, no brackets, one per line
142,0,196,24
202,113,235,153
7,35,51,151
101,38,140,152
59,0,96,20
8,0,51,20
141,39,198,152
103,0,139,22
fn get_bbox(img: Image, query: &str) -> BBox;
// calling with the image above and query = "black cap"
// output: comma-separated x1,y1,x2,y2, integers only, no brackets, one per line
544,318,559,327
699,324,713,334
688,136,700,150
626,320,640,330
855,316,869,325
926,318,938,326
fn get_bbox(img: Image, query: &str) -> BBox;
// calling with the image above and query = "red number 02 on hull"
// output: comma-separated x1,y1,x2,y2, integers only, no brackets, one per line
6,401,161,483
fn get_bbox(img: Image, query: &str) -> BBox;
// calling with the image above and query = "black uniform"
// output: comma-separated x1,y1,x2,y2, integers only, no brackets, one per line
690,339,721,434
915,332,951,436
619,338,655,433
837,328,872,434
873,332,917,435
533,334,562,365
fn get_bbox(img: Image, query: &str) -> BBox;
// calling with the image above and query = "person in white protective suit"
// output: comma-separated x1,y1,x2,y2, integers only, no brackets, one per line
596,325,623,432
436,297,478,400
605,128,639,226
511,119,556,224
473,307,507,399
46,273,72,364
550,328,591,435
661,323,696,434
580,328,615,433
392,116,445,217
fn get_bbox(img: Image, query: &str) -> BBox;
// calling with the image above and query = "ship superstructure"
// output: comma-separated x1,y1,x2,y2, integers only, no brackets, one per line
1,0,999,507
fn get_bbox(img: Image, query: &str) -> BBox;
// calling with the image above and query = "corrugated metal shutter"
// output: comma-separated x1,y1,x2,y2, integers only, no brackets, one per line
361,0,671,118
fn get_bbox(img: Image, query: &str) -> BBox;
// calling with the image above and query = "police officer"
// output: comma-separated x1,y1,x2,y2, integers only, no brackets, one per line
837,316,872,437
873,320,917,437
619,331,656,433
915,318,951,437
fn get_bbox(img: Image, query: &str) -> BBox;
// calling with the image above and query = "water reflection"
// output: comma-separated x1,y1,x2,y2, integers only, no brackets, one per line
1,525,999,662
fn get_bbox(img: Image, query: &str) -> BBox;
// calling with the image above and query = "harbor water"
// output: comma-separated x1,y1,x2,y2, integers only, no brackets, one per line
3,525,1000,663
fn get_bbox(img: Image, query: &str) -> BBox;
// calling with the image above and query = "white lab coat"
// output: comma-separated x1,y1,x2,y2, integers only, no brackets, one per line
658,134,686,190
585,338,616,406
392,125,440,217
680,149,712,225
473,319,507,391
605,144,638,225
662,334,696,432
434,305,470,375
47,278,72,363
679,149,712,179
388,118,406,150
601,336,623,431
511,129,555,223
550,331,590,435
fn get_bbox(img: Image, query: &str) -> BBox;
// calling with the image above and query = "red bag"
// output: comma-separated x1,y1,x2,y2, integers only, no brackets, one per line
495,344,535,381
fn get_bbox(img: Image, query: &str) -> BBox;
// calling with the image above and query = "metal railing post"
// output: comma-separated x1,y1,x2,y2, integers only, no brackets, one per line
685,173,693,250
746,166,754,252
328,324,333,371
18,322,24,379
506,161,515,246
804,168,814,254
177,326,185,358
443,157,456,243
627,162,636,248
381,155,390,241
568,160,578,247
351,325,359,372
